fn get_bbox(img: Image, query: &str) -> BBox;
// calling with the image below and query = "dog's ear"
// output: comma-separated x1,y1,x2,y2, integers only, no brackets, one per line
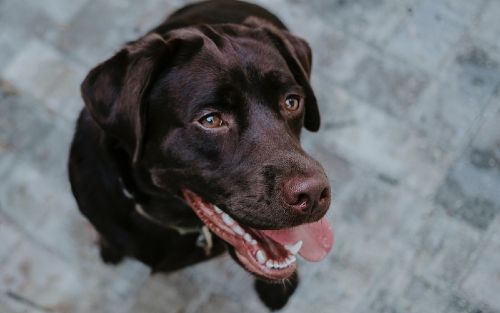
270,31,320,132
244,17,320,132
81,34,170,163
81,32,202,162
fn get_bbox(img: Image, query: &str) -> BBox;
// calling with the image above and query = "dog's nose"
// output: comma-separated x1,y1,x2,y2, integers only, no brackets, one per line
281,176,331,214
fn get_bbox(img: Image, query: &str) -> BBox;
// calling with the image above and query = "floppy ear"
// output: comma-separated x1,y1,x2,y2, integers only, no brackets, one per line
244,17,320,131
269,30,320,132
81,33,184,163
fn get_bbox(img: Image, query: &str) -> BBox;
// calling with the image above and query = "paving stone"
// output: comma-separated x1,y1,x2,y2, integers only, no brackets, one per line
450,40,500,99
433,0,488,26
409,40,500,152
130,253,270,313
191,294,258,313
0,212,23,265
310,29,371,89
412,207,483,289
335,171,437,252
0,1,57,71
0,160,68,235
277,0,409,45
301,137,355,196
280,171,435,313
459,217,500,311
344,53,429,119
131,268,210,313
54,0,179,66
385,0,467,72
3,39,86,121
21,0,90,25
0,112,143,279
475,0,500,50
290,235,402,313
360,274,451,313
0,235,150,313
0,125,105,269
435,103,500,230
0,240,112,313
447,294,499,313
0,83,54,175
318,85,452,197
0,292,49,313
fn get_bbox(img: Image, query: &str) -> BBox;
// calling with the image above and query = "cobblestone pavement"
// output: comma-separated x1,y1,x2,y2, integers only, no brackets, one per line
1,0,499,312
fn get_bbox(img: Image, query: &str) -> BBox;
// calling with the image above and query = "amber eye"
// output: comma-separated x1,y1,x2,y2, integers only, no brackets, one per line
284,95,301,112
199,113,224,128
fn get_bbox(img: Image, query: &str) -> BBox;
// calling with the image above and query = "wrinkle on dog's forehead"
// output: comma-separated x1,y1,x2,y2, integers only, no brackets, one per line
150,32,297,116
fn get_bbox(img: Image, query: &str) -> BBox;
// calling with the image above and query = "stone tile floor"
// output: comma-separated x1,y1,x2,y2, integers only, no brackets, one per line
0,0,499,312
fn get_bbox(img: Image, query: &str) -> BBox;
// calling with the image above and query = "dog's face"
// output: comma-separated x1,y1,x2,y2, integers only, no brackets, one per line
82,21,333,280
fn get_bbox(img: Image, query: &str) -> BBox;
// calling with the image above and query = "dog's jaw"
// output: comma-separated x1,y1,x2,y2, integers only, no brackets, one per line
183,189,298,280
182,189,334,280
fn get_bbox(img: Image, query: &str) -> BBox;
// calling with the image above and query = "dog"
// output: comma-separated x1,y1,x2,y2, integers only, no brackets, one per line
68,0,334,310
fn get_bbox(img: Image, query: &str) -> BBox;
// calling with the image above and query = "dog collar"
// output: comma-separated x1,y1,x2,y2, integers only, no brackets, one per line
120,178,214,255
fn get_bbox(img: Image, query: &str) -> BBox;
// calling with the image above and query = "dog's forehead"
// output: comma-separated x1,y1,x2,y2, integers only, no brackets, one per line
151,28,297,111
176,25,291,77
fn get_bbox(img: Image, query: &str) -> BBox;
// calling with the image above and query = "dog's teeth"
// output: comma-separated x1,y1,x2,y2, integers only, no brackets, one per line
221,213,235,226
232,225,244,236
244,233,252,242
250,239,257,246
285,256,295,266
272,260,280,269
265,260,273,269
256,250,267,264
213,206,222,214
284,240,303,255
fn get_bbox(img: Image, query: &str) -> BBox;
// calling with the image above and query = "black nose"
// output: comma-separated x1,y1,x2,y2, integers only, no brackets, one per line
281,176,331,214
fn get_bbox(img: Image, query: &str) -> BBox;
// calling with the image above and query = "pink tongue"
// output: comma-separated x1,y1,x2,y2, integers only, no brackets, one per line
262,216,334,262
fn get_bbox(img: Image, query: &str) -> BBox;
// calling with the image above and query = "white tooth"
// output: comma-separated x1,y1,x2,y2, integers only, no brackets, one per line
256,250,266,264
232,225,244,236
214,206,222,214
250,239,257,245
272,261,279,269
289,255,297,263
284,240,303,255
221,213,234,226
244,233,252,242
266,260,273,268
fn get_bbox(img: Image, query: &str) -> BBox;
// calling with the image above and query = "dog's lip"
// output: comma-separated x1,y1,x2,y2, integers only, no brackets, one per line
182,189,297,280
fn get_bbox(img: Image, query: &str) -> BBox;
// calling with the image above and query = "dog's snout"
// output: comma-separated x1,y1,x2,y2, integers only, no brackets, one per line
281,175,331,214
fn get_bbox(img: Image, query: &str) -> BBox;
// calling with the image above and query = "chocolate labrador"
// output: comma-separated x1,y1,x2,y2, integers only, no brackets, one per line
68,0,334,310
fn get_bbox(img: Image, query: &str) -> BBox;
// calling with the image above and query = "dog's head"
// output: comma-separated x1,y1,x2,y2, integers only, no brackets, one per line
81,19,333,280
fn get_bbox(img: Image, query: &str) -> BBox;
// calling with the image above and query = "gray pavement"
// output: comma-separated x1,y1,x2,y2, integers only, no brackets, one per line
0,0,499,312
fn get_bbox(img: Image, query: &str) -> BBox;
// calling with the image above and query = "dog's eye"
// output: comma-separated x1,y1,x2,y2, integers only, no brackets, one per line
284,95,301,112
199,113,224,128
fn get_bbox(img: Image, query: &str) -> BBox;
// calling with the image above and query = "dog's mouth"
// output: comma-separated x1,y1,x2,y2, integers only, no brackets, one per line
182,189,334,280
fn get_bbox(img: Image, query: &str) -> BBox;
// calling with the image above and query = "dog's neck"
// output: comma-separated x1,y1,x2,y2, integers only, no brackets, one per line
116,177,197,233
118,175,214,254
